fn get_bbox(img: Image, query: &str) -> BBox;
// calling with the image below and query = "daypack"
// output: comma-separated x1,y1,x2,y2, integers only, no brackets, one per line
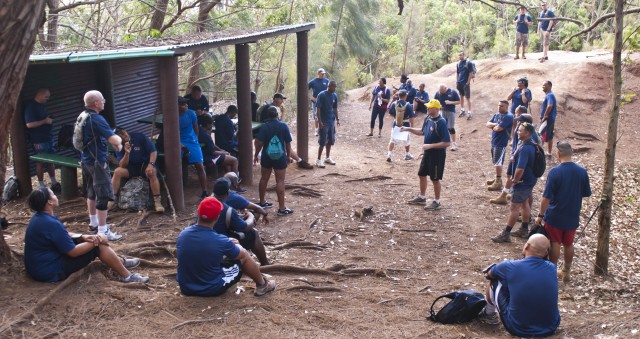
118,177,150,211
266,134,284,160
429,290,487,324
2,176,19,205
530,141,547,178
395,102,408,127
458,59,476,80
72,110,92,152
57,125,75,149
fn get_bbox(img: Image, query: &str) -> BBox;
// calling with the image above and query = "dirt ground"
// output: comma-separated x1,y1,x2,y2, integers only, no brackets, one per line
1,50,639,338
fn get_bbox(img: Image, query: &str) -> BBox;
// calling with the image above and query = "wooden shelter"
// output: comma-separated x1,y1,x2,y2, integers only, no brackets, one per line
11,23,315,211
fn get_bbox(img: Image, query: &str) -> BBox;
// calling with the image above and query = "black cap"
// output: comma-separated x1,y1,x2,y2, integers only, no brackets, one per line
515,113,533,123
178,96,189,105
213,177,231,197
273,93,287,100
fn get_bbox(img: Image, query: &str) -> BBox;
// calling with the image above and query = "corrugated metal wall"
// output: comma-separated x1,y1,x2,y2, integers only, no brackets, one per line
111,58,162,138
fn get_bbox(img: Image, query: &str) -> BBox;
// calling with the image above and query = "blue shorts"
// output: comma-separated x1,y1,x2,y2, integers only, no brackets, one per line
33,142,55,154
126,162,150,178
318,122,335,146
312,102,318,120
511,186,533,203
261,156,288,170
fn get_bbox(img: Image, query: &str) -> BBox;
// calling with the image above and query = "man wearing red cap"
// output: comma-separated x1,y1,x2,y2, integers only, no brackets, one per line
176,197,276,297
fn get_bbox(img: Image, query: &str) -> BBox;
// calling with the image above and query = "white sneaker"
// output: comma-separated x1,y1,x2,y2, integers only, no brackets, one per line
459,108,466,117
451,142,458,151
315,159,325,168
102,229,123,241
314,129,319,136
405,153,414,160
467,111,472,120
324,157,336,165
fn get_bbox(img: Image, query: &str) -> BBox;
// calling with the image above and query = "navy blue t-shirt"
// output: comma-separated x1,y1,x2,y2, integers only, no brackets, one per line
514,14,533,33
23,99,53,144
176,224,240,296
539,9,556,31
513,143,537,189
372,86,391,109
489,112,514,147
540,92,557,121
256,119,292,162
389,100,415,128
434,88,460,113
414,90,429,111
491,256,560,337
81,110,115,165
184,94,209,113
116,132,156,165
510,88,532,113
308,77,329,98
422,115,451,155
543,162,592,230
226,191,250,210
405,86,417,103
198,127,218,165
316,90,338,124
24,212,76,282
457,60,472,84
214,114,236,152
214,204,248,235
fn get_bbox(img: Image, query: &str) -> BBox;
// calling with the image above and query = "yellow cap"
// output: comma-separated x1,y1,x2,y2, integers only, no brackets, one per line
426,99,442,109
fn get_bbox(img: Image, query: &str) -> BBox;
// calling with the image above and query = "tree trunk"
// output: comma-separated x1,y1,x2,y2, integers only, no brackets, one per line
274,0,296,94
187,1,219,90
401,1,415,75
330,2,345,73
0,0,47,263
149,0,169,33
594,0,623,276
46,0,59,49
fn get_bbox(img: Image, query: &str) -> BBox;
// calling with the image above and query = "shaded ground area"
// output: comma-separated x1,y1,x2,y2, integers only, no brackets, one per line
1,50,639,338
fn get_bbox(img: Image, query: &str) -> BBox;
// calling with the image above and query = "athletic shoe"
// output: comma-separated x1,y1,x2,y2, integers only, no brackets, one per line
491,230,511,243
510,226,529,238
407,196,427,205
424,201,441,210
315,159,325,168
50,182,61,194
324,157,336,165
254,275,276,296
88,225,98,234
478,308,500,325
314,129,319,137
386,156,392,162
405,153,414,160
467,111,472,120
459,108,466,118
450,142,458,151
257,201,273,209
122,257,140,269
277,207,294,216
103,229,123,241
558,269,571,283
153,196,165,213
120,273,149,283
297,160,314,169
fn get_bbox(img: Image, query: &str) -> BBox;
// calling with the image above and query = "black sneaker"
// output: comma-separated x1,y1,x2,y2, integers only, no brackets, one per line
88,225,98,234
258,201,273,209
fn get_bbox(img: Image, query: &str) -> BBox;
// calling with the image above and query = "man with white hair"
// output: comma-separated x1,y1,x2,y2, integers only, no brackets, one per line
80,90,124,240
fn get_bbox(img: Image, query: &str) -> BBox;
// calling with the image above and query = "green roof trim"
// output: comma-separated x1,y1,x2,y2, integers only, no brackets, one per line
30,48,175,64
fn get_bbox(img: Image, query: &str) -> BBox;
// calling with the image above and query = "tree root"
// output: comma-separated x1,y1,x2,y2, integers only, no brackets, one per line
260,264,340,275
342,268,389,277
117,240,176,253
57,213,90,223
285,285,343,292
270,241,327,251
172,318,224,330
291,188,322,198
398,228,436,233
136,211,153,229
344,175,392,183
138,258,176,268
110,282,167,290
128,246,176,258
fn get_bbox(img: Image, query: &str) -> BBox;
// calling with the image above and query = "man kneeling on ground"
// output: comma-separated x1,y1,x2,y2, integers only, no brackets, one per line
176,197,276,297
480,234,560,336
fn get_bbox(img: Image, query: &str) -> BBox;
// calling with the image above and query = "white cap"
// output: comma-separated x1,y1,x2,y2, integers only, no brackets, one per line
317,68,326,74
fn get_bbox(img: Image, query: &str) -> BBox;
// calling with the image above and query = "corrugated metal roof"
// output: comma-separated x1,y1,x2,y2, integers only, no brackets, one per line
30,23,315,64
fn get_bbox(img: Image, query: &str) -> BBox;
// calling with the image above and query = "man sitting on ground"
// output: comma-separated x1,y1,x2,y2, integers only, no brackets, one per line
213,178,270,266
177,197,276,297
223,172,267,218
214,105,239,156
109,127,164,212
197,114,239,177
480,234,560,337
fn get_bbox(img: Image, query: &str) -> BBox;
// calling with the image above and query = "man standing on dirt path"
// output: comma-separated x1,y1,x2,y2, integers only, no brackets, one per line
434,84,461,151
456,52,473,120
315,80,339,168
492,122,538,243
540,81,557,156
538,2,555,63
386,90,415,162
479,234,560,337
513,6,533,60
535,141,591,283
80,91,124,241
176,197,276,297
486,100,514,193
308,68,330,137
402,99,451,210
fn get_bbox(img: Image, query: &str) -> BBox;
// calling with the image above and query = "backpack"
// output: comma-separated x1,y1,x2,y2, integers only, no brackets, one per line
468,59,477,79
395,102,408,127
223,206,245,239
2,176,19,205
72,110,93,152
266,134,284,160
57,125,75,149
429,290,487,324
529,141,547,178
118,177,150,211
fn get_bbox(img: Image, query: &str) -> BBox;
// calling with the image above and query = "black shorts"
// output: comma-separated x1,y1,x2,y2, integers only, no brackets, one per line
60,247,100,279
418,151,446,180
260,156,288,170
211,259,243,296
543,119,555,141
229,228,257,251
456,82,471,98
82,162,116,201
126,162,150,178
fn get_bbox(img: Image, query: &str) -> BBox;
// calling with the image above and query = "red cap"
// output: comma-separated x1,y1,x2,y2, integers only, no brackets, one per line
197,197,223,220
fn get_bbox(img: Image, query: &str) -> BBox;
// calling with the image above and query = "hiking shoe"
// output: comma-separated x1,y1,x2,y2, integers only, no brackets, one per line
558,269,571,283
122,257,140,269
120,273,149,283
450,142,458,151
510,227,529,239
297,160,314,169
407,196,427,205
405,153,414,160
258,201,273,209
324,157,336,165
487,180,503,191
490,192,509,205
479,308,500,325
277,207,294,216
88,225,98,234
459,108,466,118
486,178,496,185
50,182,61,194
491,230,511,243
315,159,325,168
254,275,276,296
424,201,441,210
467,111,472,120
153,197,165,213
102,229,123,241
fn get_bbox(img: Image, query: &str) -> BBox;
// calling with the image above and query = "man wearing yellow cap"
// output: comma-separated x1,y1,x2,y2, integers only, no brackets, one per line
402,99,451,210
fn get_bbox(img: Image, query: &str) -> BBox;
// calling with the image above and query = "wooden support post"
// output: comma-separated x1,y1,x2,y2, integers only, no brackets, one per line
10,101,31,198
60,167,78,200
296,31,309,162
235,43,253,185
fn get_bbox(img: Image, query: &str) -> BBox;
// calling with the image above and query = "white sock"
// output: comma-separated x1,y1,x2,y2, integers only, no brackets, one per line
387,151,392,157
38,181,46,188
484,303,496,314
434,200,440,204
418,195,425,199
502,188,510,194
98,224,108,233
89,215,99,227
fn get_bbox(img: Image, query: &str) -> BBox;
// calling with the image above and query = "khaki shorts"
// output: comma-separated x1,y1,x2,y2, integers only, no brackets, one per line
515,32,529,47
541,30,551,46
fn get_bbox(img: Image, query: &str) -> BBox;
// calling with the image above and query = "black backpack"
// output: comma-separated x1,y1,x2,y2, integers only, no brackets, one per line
429,290,487,324
529,142,546,178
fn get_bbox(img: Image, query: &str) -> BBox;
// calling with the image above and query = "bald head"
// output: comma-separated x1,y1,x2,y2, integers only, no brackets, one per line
84,90,105,110
439,84,448,94
224,172,238,188
524,234,550,258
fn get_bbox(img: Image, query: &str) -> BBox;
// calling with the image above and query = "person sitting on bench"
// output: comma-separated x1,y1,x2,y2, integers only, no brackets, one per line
197,114,239,177
108,127,164,212
214,105,239,156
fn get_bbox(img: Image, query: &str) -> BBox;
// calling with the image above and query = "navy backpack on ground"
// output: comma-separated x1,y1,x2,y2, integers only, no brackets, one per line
429,290,487,324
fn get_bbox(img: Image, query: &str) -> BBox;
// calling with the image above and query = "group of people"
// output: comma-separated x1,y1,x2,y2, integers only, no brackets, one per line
513,2,556,62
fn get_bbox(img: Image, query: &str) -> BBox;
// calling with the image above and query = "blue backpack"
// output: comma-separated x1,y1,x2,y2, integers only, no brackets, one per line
429,290,487,324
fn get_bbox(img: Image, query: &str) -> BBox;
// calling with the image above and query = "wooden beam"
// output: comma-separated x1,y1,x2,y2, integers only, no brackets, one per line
296,31,309,162
235,43,253,185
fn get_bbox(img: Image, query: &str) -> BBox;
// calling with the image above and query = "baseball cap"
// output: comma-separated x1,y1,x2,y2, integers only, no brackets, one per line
398,89,408,97
213,177,231,197
317,68,326,74
197,197,224,221
426,99,442,109
273,93,287,100
556,141,574,155
522,122,536,134
178,96,189,105
515,113,533,123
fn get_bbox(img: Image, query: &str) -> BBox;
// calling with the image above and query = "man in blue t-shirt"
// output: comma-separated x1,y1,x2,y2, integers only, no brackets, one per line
214,105,239,155
456,52,474,120
403,100,451,210
513,6,533,59
110,127,163,212
222,172,268,219
184,85,210,116
413,83,429,113
197,114,239,178
308,68,330,136
536,141,591,282
405,79,417,103
492,122,538,243
254,107,294,216
369,78,392,137
540,80,557,156
23,88,60,193
315,80,339,168
80,90,123,241
434,84,461,151
486,100,514,193
480,234,560,337
507,77,532,114
176,197,276,297
538,2,556,62
386,90,415,162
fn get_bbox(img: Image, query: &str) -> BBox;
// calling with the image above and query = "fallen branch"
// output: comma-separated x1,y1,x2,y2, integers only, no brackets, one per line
136,211,153,229
158,169,178,222
345,175,392,183
398,228,436,233
271,241,326,251
377,297,406,304
172,317,224,330
259,264,339,275
286,286,343,292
